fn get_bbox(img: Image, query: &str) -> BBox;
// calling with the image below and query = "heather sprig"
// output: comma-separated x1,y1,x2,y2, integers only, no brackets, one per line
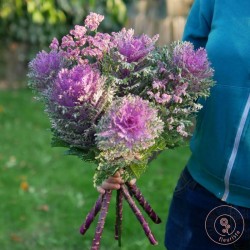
53,12,113,63
84,12,104,31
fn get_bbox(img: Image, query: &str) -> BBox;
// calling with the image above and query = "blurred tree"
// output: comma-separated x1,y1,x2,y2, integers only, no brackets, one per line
127,0,193,46
0,0,131,89
0,0,130,47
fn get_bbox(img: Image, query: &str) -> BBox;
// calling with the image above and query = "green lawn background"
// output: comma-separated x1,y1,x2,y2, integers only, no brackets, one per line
0,89,191,250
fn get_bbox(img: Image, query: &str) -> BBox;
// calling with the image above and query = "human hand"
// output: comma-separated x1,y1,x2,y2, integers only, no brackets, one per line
97,171,136,194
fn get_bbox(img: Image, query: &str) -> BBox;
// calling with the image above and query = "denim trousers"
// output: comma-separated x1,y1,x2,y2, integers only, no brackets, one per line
165,167,250,250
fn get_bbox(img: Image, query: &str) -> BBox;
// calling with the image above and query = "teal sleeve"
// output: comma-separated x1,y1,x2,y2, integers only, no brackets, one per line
182,0,214,49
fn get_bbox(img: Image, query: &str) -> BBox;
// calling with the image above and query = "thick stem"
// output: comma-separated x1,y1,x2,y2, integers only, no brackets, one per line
80,194,103,235
91,190,112,250
115,189,123,247
126,182,161,224
120,185,158,245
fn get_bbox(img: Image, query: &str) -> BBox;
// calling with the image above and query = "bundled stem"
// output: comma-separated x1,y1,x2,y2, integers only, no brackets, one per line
91,190,112,250
80,194,103,235
126,182,161,224
80,184,159,248
115,189,123,247
120,185,158,245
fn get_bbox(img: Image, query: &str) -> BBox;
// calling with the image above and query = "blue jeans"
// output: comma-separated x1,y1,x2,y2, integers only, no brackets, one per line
165,167,250,250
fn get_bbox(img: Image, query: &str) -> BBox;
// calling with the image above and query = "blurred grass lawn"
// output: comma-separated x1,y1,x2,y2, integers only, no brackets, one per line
0,89,191,250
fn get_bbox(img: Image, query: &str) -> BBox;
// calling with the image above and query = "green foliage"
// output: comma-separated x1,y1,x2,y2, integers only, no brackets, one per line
94,137,167,186
64,147,98,164
51,133,98,164
51,135,70,148
128,136,166,178
0,0,130,48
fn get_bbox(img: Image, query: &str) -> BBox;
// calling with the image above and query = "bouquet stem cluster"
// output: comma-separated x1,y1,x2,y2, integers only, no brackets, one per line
80,183,160,249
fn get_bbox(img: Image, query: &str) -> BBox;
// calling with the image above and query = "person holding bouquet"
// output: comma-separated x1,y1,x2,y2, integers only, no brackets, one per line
28,5,238,248
164,0,250,249
99,0,250,249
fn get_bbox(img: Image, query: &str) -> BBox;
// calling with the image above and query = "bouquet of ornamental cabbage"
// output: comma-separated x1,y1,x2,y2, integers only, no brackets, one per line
28,13,214,249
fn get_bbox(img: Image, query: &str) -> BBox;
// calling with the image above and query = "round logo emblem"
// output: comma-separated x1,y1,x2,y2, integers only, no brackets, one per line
205,205,244,245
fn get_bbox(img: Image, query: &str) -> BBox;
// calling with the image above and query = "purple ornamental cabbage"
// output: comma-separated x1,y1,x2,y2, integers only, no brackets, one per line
51,64,104,107
112,28,159,63
173,42,213,80
49,64,107,148
28,50,66,93
96,95,164,160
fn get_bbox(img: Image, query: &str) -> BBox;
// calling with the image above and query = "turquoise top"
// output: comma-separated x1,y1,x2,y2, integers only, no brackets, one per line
183,0,250,207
